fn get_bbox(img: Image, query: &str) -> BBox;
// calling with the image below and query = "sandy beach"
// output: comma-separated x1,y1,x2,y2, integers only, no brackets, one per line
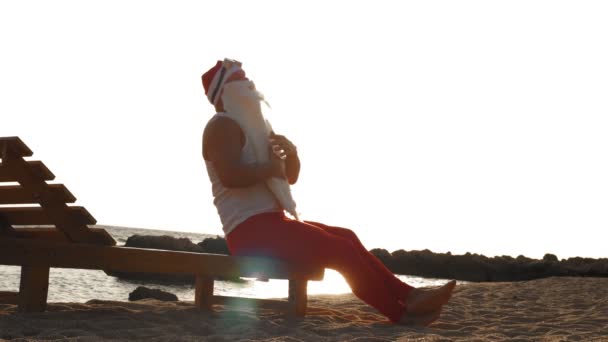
1,277,606,341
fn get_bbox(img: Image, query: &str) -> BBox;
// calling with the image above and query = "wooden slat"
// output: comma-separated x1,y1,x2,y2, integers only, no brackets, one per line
0,237,325,281
0,137,32,158
11,227,115,245
0,207,96,226
0,184,76,204
0,161,55,182
19,265,50,312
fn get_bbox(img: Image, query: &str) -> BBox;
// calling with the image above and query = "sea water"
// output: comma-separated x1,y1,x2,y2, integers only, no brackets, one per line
0,226,451,303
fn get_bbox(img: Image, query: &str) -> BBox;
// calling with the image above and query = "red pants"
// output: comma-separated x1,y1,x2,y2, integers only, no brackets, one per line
226,212,413,322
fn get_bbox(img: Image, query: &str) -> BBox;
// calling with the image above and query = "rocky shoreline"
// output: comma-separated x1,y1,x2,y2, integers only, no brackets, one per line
109,234,608,283
370,248,608,282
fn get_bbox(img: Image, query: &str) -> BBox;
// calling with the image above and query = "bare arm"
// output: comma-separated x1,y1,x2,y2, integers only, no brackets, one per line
203,117,284,188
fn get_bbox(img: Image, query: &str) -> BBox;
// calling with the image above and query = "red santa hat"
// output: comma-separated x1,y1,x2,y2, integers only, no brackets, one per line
202,58,243,105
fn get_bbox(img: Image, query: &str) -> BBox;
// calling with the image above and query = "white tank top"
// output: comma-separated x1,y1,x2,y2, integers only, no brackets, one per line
204,114,281,236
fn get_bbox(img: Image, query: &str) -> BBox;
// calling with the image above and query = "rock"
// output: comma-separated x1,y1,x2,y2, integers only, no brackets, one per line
543,253,559,262
369,248,608,283
516,255,533,263
125,234,204,253
129,286,178,301
198,236,231,255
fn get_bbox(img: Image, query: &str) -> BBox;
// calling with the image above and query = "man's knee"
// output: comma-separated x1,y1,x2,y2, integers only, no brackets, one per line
335,227,360,244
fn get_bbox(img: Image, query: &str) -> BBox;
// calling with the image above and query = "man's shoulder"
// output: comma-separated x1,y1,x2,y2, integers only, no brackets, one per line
205,113,232,130
203,113,245,160
204,114,243,140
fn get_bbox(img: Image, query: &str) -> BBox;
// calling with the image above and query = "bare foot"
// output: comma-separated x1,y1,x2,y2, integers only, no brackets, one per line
404,280,456,314
397,308,442,326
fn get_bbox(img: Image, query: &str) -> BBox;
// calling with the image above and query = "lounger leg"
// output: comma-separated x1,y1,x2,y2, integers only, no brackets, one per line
195,276,214,310
18,265,50,313
288,279,307,316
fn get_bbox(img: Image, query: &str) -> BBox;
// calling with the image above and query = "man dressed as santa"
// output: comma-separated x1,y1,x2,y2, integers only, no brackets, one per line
201,58,455,325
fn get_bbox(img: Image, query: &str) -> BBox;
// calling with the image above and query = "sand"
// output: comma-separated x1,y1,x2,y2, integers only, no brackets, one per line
1,277,607,341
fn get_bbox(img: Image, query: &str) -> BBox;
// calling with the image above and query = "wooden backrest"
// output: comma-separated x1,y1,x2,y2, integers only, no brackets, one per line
0,137,115,245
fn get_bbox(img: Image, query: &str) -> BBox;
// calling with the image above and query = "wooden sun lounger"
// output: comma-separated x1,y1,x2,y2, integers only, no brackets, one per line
0,137,324,314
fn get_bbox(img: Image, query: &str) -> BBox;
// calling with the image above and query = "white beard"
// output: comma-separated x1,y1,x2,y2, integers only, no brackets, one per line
219,80,300,220
221,80,265,117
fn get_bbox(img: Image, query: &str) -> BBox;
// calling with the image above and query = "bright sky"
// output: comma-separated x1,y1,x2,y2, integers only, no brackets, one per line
1,1,607,259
